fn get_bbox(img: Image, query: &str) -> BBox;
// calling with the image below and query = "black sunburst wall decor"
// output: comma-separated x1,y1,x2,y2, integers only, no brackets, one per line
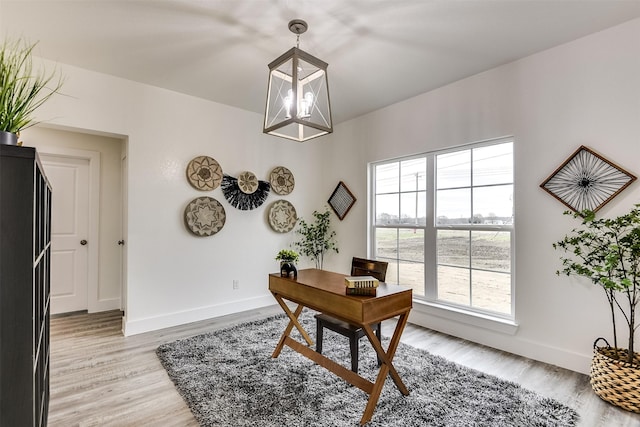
221,172,271,210
540,145,636,213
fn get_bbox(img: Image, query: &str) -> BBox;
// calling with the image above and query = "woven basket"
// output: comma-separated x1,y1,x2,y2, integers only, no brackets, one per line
590,338,640,413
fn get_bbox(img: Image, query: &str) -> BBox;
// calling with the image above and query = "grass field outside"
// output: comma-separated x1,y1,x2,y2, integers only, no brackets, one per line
375,227,511,315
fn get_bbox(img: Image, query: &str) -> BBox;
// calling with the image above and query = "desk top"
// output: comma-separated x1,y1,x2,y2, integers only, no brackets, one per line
269,268,412,325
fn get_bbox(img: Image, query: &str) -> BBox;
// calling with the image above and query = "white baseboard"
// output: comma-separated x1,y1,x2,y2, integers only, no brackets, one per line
409,304,592,375
122,295,275,336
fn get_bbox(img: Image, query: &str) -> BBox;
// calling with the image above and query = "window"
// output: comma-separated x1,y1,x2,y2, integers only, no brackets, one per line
371,138,514,318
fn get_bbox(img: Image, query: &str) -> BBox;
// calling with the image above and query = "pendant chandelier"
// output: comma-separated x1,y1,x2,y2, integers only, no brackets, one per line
263,19,333,142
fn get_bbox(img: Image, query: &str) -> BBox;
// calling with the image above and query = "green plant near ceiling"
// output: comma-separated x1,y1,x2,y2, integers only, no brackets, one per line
0,38,64,135
294,208,339,270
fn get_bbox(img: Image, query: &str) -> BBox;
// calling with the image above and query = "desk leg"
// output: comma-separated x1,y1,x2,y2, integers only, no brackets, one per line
368,312,410,394
359,311,410,425
271,294,313,358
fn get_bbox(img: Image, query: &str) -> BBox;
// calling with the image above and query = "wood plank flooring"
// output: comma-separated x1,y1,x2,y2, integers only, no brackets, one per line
49,307,640,426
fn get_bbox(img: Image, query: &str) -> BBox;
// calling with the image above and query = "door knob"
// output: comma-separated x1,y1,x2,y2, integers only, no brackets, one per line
80,240,88,245
118,240,125,246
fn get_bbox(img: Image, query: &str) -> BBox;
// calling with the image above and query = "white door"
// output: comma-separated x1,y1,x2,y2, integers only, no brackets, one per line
41,155,90,314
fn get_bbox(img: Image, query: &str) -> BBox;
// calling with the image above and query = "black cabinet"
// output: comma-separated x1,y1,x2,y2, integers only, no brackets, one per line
0,144,51,426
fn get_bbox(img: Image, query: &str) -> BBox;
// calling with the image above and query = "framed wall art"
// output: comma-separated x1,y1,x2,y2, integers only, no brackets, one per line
328,181,356,220
540,145,636,213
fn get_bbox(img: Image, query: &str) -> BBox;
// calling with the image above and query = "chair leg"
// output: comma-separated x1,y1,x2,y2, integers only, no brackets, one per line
316,320,324,354
349,335,359,373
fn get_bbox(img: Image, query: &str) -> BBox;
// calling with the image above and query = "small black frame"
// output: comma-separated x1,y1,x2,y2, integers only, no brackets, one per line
328,181,356,220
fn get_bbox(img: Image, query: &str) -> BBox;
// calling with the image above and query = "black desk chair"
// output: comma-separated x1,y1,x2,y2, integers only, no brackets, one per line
314,257,389,373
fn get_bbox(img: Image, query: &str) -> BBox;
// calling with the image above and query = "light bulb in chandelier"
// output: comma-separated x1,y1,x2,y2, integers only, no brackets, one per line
284,90,293,119
283,89,314,120
299,92,314,118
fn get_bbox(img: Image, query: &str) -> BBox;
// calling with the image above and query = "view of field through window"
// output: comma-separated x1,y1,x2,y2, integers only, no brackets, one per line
372,140,513,317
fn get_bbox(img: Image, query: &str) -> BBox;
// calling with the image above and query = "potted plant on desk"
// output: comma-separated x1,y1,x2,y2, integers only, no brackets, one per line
276,249,299,278
554,205,640,413
0,38,64,145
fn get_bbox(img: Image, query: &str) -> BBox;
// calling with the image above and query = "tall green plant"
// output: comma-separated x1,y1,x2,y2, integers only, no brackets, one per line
554,205,640,364
294,209,338,269
0,38,64,133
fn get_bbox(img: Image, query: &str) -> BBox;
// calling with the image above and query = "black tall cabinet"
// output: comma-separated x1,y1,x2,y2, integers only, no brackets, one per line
0,144,52,426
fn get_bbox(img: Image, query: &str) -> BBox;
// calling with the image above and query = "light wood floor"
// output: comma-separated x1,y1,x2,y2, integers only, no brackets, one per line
49,307,640,427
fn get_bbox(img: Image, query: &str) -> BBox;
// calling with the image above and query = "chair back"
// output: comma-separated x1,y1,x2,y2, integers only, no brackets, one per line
351,257,388,282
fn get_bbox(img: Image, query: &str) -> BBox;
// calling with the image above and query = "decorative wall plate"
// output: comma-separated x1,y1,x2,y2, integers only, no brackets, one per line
268,200,298,233
540,145,636,213
184,197,226,236
221,174,270,210
237,171,259,194
328,181,356,220
269,166,295,195
186,156,223,191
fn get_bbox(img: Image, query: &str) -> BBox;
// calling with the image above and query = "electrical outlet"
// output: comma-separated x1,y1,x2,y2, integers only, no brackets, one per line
233,279,239,290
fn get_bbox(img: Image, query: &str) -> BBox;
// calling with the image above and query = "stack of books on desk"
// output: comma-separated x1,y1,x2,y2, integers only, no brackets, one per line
345,276,379,296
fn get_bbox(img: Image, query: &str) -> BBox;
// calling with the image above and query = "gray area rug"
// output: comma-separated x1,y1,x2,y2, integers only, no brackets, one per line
156,310,579,426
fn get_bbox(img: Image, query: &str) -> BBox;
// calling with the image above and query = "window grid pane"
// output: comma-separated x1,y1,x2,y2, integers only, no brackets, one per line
371,138,514,319
437,265,470,306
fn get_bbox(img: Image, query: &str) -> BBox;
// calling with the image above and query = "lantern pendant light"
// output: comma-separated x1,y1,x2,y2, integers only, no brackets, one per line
263,19,333,142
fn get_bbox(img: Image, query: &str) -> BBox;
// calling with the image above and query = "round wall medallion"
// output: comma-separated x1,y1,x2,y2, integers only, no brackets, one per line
221,175,270,210
184,197,226,236
186,156,223,191
269,166,295,195
268,200,298,233
237,171,259,194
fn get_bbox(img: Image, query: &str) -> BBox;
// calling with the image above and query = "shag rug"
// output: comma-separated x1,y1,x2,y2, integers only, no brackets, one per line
156,310,579,426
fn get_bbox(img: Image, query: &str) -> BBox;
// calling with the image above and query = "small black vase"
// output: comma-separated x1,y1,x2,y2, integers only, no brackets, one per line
280,261,297,279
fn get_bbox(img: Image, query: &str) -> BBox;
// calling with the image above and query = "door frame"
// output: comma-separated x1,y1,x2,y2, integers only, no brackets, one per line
120,146,128,317
40,147,102,312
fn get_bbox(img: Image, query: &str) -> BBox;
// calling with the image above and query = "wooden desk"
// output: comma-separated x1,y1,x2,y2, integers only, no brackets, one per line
269,268,413,425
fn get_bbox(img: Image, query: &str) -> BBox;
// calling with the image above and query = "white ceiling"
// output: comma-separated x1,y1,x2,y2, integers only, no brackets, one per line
2,1,640,124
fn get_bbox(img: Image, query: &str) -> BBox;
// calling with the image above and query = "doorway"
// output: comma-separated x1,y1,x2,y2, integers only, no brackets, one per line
25,126,126,315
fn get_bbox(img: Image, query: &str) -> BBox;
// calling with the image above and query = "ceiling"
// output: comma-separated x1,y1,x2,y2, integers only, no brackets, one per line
2,1,640,124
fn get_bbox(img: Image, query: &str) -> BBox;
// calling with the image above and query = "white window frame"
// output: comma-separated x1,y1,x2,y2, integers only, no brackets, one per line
369,136,515,321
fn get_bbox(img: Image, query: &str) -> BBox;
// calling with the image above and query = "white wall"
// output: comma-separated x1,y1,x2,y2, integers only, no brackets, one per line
29,60,326,335
325,18,640,374
14,17,639,374
23,127,124,311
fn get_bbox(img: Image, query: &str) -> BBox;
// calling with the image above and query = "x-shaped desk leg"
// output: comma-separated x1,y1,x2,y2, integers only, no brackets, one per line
359,311,410,425
271,294,313,358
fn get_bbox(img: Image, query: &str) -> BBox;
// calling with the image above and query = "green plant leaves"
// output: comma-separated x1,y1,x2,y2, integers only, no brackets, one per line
275,249,299,263
0,38,64,133
554,204,640,362
293,208,338,269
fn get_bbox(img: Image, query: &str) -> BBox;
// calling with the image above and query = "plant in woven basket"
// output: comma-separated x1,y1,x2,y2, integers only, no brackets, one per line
554,205,640,413
293,208,338,270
